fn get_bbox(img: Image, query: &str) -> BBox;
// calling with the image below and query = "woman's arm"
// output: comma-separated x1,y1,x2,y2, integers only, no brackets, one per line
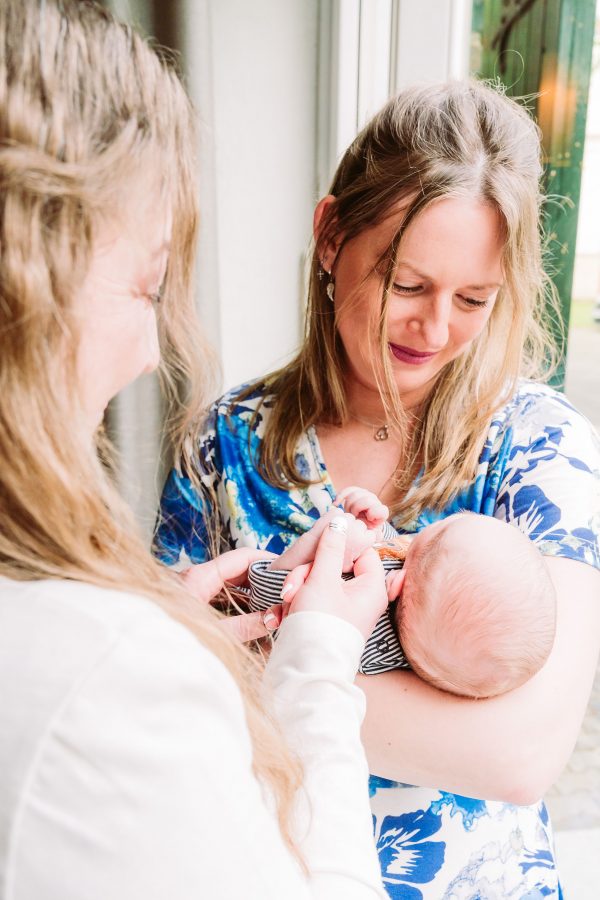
267,612,387,898
359,557,600,804
13,592,385,899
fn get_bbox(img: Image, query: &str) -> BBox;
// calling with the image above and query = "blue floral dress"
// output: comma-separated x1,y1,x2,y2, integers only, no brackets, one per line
156,380,600,899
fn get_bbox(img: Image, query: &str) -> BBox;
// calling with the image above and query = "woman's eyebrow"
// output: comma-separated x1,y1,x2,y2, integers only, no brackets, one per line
392,261,428,279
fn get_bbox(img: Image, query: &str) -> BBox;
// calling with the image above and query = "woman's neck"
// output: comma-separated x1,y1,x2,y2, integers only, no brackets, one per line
344,382,390,422
344,380,424,427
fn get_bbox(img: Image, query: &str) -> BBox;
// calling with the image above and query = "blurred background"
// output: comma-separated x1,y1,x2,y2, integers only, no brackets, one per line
104,2,600,895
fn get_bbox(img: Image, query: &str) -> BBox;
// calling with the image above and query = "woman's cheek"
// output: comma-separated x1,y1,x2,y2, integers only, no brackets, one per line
141,304,160,374
104,304,159,404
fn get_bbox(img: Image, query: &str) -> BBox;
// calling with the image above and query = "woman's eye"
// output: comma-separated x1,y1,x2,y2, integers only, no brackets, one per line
392,283,422,295
459,295,489,309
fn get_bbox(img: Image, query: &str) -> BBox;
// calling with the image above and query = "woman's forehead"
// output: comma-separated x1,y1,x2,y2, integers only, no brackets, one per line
365,197,505,280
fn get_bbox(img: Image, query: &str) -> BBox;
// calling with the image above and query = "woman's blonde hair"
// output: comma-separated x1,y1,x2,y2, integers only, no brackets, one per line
0,0,301,854
209,80,559,524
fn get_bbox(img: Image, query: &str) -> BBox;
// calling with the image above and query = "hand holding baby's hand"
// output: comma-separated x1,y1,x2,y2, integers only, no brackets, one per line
179,547,283,642
272,508,377,573
284,513,388,640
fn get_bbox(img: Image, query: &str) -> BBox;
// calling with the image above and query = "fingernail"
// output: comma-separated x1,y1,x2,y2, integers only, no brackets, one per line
263,611,279,632
280,583,293,599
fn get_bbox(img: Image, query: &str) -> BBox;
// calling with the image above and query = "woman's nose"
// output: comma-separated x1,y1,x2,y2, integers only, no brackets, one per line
407,294,451,349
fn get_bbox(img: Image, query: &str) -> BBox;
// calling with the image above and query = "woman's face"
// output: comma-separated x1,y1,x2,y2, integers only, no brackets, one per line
318,196,505,409
76,192,171,429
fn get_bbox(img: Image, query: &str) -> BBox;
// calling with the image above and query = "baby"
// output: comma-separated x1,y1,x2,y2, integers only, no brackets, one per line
249,488,557,698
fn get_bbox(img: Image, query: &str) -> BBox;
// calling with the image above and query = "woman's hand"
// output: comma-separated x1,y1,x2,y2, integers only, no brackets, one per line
283,513,388,640
179,548,283,642
272,509,379,573
179,547,276,603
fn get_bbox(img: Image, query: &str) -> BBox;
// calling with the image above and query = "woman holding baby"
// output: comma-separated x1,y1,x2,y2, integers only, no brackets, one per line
158,81,600,897
0,1,395,897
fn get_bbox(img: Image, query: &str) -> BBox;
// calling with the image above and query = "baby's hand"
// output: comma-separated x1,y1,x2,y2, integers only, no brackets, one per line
335,485,389,529
272,508,376,573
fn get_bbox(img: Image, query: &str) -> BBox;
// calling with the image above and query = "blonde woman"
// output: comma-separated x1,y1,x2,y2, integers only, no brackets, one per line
158,81,600,898
0,2,393,897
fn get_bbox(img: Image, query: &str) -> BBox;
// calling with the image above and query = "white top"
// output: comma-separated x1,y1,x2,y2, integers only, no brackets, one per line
0,577,386,900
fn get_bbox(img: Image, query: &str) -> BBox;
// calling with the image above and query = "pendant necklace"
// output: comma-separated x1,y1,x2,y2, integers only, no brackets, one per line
350,414,390,441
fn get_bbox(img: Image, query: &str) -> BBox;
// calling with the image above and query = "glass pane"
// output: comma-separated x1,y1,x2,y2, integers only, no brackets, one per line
565,9,600,431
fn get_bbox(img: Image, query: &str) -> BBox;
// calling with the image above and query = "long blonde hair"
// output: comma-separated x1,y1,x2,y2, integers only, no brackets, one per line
197,80,559,525
0,0,301,854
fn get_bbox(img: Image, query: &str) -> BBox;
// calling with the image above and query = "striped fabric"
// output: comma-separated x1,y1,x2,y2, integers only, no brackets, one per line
248,558,409,675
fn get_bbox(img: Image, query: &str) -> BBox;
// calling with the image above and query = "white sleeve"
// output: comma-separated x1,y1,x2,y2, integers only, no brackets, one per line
10,606,384,900
266,611,387,899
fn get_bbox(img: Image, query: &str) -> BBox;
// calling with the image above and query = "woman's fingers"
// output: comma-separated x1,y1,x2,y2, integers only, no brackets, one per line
273,506,380,577
181,547,276,601
280,562,312,613
284,520,389,640
306,510,349,580
178,563,218,601
346,547,387,601
222,605,283,642
271,514,333,570
342,549,389,635
351,545,385,579
385,568,406,601
214,547,277,585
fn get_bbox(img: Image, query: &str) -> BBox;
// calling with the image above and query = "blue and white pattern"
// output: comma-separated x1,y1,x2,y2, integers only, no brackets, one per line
156,379,599,899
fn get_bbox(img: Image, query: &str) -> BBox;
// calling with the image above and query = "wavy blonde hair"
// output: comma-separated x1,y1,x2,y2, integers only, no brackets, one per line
196,80,559,525
0,0,301,856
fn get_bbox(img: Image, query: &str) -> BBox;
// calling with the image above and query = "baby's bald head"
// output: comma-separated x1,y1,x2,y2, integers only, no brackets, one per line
397,513,556,698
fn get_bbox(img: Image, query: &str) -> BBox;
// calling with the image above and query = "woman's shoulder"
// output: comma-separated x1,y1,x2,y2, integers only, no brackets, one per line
493,380,598,449
212,378,275,419
201,378,277,445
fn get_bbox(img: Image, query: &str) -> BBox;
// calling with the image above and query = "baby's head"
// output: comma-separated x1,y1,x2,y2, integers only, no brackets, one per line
396,513,556,698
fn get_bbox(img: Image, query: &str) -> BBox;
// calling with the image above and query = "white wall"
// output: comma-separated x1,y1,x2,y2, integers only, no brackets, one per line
106,0,319,533
194,0,319,390
392,0,471,90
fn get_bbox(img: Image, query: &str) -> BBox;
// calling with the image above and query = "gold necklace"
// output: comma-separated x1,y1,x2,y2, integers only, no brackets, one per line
350,414,390,441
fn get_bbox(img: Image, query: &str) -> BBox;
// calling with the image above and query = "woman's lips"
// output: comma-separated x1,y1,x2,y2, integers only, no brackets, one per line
389,342,438,366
